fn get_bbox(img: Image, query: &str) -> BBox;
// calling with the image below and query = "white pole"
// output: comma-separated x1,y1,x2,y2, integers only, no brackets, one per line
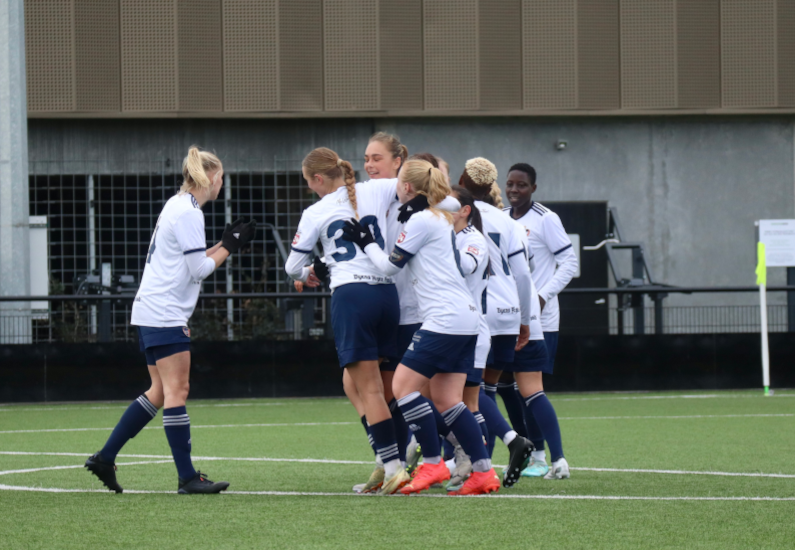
759,283,770,395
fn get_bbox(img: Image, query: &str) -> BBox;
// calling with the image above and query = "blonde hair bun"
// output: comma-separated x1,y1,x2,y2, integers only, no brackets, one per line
464,157,498,186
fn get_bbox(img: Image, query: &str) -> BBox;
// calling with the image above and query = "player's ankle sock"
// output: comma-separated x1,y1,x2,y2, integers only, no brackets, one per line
442,439,455,461
497,382,529,439
525,391,564,462
474,411,489,445
442,402,488,464
398,392,441,459
523,404,546,452
369,418,401,476
361,415,378,457
532,449,547,463
502,430,518,446
163,406,197,481
388,399,409,462
100,395,158,462
471,458,492,473
482,382,498,403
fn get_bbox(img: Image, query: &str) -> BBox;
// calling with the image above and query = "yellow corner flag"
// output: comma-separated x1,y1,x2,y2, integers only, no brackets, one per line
756,242,767,286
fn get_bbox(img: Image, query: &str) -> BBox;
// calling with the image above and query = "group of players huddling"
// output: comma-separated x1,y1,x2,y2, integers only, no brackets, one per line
85,134,577,495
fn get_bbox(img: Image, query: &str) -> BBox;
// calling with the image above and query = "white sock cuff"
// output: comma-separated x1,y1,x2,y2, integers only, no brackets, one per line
525,391,545,406
503,430,518,446
441,402,466,426
397,391,421,407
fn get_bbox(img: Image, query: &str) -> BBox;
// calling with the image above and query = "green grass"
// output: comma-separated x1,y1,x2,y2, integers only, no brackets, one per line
1,390,794,549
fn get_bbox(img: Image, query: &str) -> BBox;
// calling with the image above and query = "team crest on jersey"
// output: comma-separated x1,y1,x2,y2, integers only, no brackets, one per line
467,246,480,255
183,327,191,338
292,232,301,245
525,227,530,236
397,231,407,244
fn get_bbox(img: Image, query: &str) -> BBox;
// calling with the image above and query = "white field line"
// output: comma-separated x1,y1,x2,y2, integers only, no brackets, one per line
0,403,292,413
0,460,173,477
2,451,795,480
0,421,357,435
2,413,792,435
0,483,792,501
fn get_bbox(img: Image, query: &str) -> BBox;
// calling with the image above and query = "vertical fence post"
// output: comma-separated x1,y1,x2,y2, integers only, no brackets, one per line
225,173,234,342
787,267,795,332
88,175,97,336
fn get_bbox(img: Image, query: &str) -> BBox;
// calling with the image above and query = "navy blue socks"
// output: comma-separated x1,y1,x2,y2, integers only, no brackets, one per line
100,395,158,462
163,406,197,481
524,391,564,462
398,392,441,461
524,406,546,452
479,387,512,457
388,399,409,462
474,411,489,445
498,382,529,439
368,418,400,466
442,403,489,470
361,415,378,457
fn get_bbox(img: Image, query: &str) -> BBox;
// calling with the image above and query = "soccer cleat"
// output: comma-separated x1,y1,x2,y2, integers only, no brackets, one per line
543,458,570,480
406,437,422,475
521,457,550,478
449,469,501,496
446,445,472,493
178,471,230,494
379,469,411,495
85,452,123,494
502,436,534,488
359,466,385,493
400,461,450,495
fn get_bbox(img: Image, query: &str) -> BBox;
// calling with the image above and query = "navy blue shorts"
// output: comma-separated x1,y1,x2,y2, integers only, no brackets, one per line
465,364,483,386
382,322,422,372
137,326,191,365
331,283,399,368
486,334,517,370
543,331,559,373
508,339,550,373
401,329,477,378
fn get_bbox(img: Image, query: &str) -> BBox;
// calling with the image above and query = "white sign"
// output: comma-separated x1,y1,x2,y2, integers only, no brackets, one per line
568,234,581,278
759,219,795,267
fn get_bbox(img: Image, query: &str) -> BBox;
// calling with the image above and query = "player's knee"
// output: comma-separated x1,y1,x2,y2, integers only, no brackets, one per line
145,388,164,409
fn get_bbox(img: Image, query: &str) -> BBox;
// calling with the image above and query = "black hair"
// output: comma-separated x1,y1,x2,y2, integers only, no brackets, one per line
508,163,536,186
450,185,483,234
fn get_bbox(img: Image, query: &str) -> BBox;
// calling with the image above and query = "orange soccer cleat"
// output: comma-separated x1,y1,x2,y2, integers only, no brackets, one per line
448,469,501,496
400,461,450,495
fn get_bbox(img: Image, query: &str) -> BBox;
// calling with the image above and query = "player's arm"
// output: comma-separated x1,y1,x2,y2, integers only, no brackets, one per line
177,210,225,279
285,215,319,282
538,213,578,305
458,236,484,275
343,215,426,276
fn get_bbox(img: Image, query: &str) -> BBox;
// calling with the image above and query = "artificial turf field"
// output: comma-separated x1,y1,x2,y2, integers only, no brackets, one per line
0,390,793,549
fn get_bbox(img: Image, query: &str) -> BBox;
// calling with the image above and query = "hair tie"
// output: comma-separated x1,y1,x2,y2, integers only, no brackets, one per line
337,158,343,167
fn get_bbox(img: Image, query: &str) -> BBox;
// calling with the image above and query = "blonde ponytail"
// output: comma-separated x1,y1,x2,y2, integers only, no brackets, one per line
489,183,505,209
400,159,453,222
303,147,359,218
180,146,222,194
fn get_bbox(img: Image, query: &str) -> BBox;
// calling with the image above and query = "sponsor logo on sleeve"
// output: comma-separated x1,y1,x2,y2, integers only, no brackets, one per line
467,246,480,255
292,232,301,246
525,227,531,237
397,231,407,244
390,250,405,263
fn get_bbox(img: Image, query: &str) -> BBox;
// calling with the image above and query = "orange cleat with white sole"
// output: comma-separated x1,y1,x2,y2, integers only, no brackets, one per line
400,461,450,495
448,469,501,496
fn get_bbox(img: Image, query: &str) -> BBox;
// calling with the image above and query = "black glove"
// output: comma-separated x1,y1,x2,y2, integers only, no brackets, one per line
341,218,376,249
398,194,430,222
313,255,329,282
222,219,257,253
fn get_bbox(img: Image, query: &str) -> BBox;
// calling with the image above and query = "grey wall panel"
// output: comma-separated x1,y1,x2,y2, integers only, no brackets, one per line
222,0,278,111
74,0,120,112
721,0,777,108
779,0,795,107
577,0,620,109
177,0,222,112
424,0,478,110
479,0,522,110
677,0,720,109
120,0,177,111
620,0,676,109
323,0,379,111
25,0,75,112
523,0,577,110
280,0,323,111
379,0,423,110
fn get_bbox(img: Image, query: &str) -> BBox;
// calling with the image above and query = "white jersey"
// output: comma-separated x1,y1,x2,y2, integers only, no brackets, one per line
506,202,578,332
386,198,420,325
456,225,491,368
132,193,211,327
365,210,479,335
286,179,397,290
475,201,525,336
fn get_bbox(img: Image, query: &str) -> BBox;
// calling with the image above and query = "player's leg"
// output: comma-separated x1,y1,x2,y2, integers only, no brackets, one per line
445,382,481,492
497,372,530,439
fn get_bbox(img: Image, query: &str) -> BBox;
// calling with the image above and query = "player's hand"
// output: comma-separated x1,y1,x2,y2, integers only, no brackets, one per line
222,219,256,253
304,266,322,288
294,280,304,292
341,219,375,249
313,256,329,282
539,296,546,311
398,195,430,222
516,324,530,351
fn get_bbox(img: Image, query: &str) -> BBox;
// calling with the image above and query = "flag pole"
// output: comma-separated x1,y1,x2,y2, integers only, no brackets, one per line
756,242,770,396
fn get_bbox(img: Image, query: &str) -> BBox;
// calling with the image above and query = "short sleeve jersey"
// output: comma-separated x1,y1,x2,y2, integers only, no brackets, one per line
506,202,573,331
131,193,208,327
475,201,525,335
386,197,420,325
291,179,397,290
393,211,479,335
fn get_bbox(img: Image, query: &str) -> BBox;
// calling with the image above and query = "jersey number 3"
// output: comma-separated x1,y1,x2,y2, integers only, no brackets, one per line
327,216,384,262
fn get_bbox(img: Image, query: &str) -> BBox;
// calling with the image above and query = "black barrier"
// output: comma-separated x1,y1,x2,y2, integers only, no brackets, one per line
2,333,794,403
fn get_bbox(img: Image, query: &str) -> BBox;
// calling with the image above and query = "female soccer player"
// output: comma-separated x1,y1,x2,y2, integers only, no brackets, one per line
85,146,256,494
505,162,576,480
459,157,539,487
342,159,500,496
285,147,411,494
